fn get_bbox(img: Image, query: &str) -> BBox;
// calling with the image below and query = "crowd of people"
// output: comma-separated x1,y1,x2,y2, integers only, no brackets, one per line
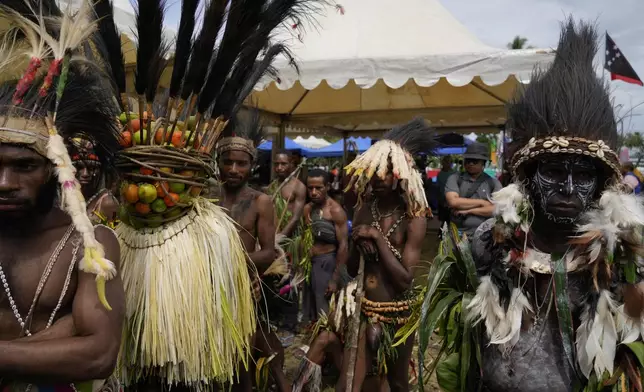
0,1,643,392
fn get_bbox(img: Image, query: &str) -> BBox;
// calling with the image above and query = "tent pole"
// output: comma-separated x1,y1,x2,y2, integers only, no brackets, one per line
270,116,288,181
278,119,286,149
342,131,348,176
470,80,507,104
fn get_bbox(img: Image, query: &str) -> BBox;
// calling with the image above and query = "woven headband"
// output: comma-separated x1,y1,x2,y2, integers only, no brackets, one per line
0,117,50,157
216,136,257,161
511,136,621,179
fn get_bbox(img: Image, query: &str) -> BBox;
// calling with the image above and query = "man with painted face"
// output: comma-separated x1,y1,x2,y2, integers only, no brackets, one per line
419,20,644,392
302,169,349,323
68,137,119,227
293,118,433,392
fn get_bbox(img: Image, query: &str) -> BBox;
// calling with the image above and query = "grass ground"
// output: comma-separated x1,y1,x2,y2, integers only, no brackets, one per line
279,219,443,391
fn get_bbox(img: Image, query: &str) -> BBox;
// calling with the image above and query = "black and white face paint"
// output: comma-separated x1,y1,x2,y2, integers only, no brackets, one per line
529,156,598,224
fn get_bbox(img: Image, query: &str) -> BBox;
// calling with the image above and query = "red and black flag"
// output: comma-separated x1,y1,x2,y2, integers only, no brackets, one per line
605,33,642,86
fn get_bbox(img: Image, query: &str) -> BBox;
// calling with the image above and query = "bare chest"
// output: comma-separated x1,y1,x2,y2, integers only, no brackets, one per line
355,208,408,300
222,198,259,250
356,208,407,250
280,185,297,209
0,229,79,338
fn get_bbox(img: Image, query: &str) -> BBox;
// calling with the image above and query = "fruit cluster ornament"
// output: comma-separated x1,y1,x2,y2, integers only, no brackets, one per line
115,112,214,228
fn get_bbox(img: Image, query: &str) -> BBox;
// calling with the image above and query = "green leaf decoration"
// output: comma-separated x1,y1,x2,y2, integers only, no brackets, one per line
625,341,644,368
456,237,479,290
553,257,579,378
625,260,638,284
446,302,461,350
459,293,473,392
418,290,461,391
436,352,461,392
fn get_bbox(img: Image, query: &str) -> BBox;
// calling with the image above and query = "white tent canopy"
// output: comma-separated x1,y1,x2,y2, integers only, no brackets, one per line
294,136,331,149
251,0,555,135
59,0,555,136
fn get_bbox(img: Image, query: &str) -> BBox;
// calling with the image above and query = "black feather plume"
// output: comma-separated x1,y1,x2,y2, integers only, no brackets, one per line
201,0,325,116
180,0,228,102
507,18,616,154
92,0,126,104
134,0,167,99
226,108,266,146
0,0,61,20
168,0,199,99
1,0,62,42
196,0,266,113
382,118,439,156
225,43,298,118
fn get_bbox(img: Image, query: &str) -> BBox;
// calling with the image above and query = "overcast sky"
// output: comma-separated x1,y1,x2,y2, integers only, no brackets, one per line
115,0,644,132
441,0,644,133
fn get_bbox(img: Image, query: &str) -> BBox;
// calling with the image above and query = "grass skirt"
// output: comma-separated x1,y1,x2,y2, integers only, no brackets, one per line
116,199,255,388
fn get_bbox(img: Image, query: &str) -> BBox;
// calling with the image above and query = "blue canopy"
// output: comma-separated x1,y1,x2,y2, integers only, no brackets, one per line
257,135,474,157
258,137,311,154
435,146,467,155
305,137,373,158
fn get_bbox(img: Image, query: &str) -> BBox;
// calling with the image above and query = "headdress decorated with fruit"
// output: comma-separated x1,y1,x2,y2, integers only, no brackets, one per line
91,0,326,387
0,0,122,310
216,109,266,161
344,118,438,217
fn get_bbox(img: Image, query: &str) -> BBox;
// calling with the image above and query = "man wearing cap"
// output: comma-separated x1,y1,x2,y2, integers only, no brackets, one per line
444,142,502,237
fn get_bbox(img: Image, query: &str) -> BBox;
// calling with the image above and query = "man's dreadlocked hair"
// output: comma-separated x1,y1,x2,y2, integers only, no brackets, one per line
344,118,438,217
507,18,620,183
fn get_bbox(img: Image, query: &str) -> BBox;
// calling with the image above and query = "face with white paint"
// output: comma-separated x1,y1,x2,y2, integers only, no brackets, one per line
529,155,599,223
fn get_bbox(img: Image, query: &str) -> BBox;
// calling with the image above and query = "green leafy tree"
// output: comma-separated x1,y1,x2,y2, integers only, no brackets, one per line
507,36,534,50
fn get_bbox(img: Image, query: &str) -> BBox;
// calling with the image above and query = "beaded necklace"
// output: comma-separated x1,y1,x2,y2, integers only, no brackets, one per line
370,200,405,261
0,225,81,391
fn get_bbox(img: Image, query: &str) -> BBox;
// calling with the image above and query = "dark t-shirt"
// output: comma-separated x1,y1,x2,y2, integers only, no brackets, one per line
445,172,502,236
437,169,455,206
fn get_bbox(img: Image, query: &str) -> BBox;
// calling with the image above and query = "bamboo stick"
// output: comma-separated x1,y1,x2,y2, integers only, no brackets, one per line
345,253,366,392
275,192,294,235
121,93,133,135
136,95,145,146
159,97,175,146
270,159,307,202
145,102,153,144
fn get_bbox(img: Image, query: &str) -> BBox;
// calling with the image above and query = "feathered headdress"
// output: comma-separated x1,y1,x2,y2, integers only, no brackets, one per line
0,1,121,309
92,0,324,154
508,18,620,183
344,118,438,217
216,108,266,161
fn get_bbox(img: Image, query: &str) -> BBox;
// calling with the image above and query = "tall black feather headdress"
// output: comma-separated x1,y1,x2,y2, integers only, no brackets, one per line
508,18,620,182
344,117,440,217
91,0,325,155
